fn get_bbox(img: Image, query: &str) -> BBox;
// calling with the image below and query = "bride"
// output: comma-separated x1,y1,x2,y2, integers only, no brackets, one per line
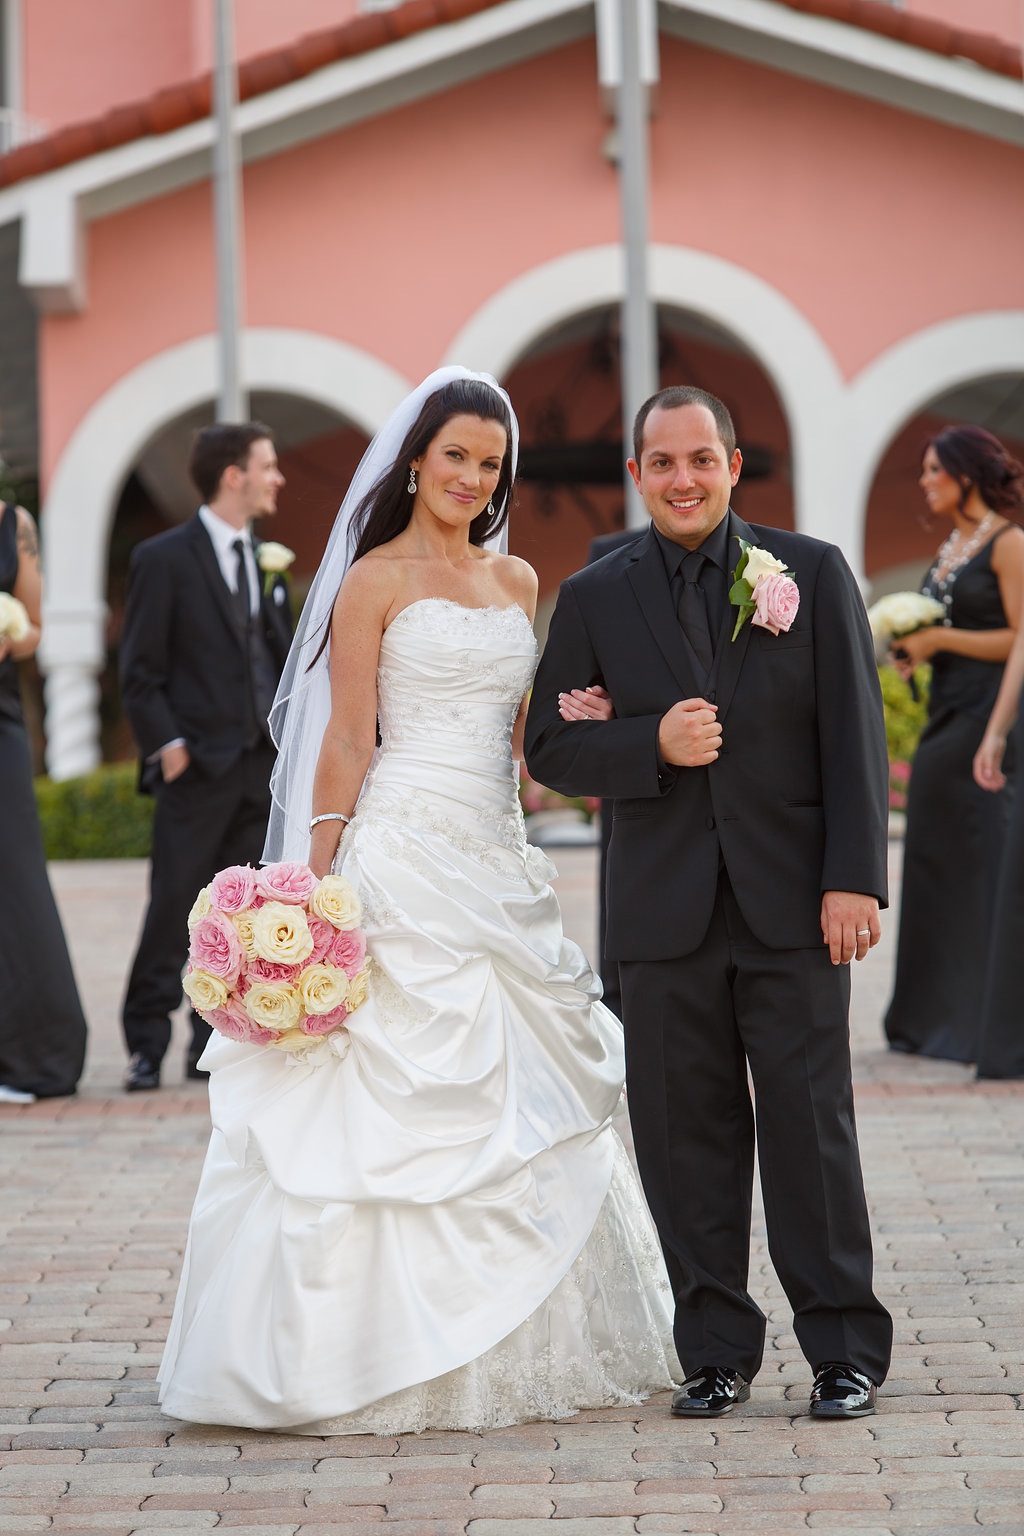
157,367,679,1434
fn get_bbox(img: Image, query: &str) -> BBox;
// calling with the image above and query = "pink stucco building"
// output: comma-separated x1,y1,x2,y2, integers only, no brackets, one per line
0,0,1022,776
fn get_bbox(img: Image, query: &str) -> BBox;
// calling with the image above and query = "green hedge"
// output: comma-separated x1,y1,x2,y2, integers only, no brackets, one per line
34,761,153,860
878,662,929,765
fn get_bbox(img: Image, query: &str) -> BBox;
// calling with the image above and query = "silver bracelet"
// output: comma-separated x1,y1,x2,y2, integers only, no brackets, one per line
309,812,351,832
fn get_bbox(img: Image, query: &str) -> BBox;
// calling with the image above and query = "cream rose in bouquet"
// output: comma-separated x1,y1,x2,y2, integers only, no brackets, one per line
182,861,370,1060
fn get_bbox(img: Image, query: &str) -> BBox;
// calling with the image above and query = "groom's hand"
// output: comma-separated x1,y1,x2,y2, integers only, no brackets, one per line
821,891,881,965
658,699,721,767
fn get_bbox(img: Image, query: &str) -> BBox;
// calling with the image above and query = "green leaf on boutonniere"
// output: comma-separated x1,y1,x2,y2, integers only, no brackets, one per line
729,537,756,641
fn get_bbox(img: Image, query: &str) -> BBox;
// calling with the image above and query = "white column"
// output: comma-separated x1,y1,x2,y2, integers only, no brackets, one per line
613,0,659,526
213,0,248,420
38,606,106,780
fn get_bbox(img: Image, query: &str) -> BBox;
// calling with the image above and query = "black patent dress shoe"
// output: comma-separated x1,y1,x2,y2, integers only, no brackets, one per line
185,1054,209,1080
124,1053,161,1092
809,1362,877,1419
671,1365,750,1417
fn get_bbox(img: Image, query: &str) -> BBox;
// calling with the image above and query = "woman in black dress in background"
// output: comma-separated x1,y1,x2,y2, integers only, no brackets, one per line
973,484,1024,1079
0,501,87,1101
883,428,1024,1063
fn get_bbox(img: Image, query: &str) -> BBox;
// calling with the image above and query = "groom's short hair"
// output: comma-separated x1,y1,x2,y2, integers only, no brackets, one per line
632,387,736,462
189,421,275,502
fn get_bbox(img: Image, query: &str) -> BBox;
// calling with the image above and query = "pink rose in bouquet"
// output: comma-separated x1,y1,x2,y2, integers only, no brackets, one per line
210,864,259,914
247,956,303,984
256,861,319,905
307,915,337,964
327,926,367,978
189,911,245,984
205,995,275,1045
751,572,800,636
185,861,372,1059
301,1002,348,1036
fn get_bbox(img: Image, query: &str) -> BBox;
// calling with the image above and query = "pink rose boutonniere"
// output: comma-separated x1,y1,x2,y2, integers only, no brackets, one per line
729,538,800,640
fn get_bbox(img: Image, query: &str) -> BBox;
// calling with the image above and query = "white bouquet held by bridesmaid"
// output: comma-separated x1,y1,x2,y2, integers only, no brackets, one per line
0,592,30,642
183,861,369,1060
867,591,945,647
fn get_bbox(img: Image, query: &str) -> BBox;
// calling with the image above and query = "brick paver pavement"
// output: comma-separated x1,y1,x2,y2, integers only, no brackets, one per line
1,843,1022,1536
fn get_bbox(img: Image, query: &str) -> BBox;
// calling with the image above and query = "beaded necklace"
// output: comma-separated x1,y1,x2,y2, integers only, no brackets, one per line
929,511,996,624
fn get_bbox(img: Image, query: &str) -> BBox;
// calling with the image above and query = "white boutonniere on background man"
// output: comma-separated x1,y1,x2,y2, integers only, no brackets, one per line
729,539,800,640
257,541,296,600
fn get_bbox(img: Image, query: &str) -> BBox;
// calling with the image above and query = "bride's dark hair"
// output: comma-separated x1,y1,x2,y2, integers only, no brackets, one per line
351,378,515,561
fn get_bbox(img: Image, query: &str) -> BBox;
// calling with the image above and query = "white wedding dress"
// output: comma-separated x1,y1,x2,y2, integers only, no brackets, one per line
158,598,679,1433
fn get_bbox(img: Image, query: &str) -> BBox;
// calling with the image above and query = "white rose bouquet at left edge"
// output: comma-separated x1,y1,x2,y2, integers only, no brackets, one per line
0,592,30,645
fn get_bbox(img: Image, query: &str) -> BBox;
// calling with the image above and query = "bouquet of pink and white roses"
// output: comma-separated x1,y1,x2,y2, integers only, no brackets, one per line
182,862,369,1059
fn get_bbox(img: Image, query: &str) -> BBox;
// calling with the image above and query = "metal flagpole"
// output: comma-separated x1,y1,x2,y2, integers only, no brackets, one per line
617,0,657,524
213,0,248,421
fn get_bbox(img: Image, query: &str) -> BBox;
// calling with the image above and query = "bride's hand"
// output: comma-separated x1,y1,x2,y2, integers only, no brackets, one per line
558,685,615,722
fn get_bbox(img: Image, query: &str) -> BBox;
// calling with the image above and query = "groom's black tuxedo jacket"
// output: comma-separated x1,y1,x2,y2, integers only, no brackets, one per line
525,512,889,960
120,515,293,788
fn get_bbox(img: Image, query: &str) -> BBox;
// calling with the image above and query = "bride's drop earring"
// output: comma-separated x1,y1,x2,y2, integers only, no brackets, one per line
408,467,417,495
486,499,494,516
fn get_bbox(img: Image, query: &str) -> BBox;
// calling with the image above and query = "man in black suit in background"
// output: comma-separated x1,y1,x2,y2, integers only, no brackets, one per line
526,387,893,1419
119,423,293,1090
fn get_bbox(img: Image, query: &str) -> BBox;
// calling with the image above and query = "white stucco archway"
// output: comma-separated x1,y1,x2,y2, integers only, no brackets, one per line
444,244,848,553
40,329,412,778
846,311,1024,561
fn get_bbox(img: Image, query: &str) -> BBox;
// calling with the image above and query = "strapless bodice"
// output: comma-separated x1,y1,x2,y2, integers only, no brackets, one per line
376,597,537,762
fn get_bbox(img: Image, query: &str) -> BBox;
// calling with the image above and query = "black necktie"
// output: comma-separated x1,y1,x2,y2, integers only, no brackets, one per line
232,538,253,625
677,551,714,674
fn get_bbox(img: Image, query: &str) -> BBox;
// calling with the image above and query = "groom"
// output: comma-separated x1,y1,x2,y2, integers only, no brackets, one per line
525,386,893,1418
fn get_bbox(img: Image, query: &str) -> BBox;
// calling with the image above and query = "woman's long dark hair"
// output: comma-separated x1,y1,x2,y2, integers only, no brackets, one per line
310,379,515,666
929,424,1024,521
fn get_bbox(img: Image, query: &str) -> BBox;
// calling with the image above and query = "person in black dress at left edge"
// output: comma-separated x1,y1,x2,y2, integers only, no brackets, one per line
0,501,87,1103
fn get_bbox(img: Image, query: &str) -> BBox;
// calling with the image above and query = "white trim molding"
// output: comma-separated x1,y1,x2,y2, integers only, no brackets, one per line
444,241,848,554
1,0,593,311
3,0,1023,310
661,0,1024,148
39,329,411,778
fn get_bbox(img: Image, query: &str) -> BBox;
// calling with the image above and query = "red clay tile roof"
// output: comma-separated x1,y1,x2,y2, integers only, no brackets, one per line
0,0,1019,191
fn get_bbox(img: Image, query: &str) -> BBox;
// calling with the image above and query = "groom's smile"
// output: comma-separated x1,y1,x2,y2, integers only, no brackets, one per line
628,403,743,551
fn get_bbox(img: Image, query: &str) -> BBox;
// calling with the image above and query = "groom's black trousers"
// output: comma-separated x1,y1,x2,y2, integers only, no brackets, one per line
122,743,275,1067
619,870,893,1387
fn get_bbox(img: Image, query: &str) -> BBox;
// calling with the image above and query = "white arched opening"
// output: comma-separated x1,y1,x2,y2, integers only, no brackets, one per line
846,312,1024,567
40,330,411,778
444,244,847,553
